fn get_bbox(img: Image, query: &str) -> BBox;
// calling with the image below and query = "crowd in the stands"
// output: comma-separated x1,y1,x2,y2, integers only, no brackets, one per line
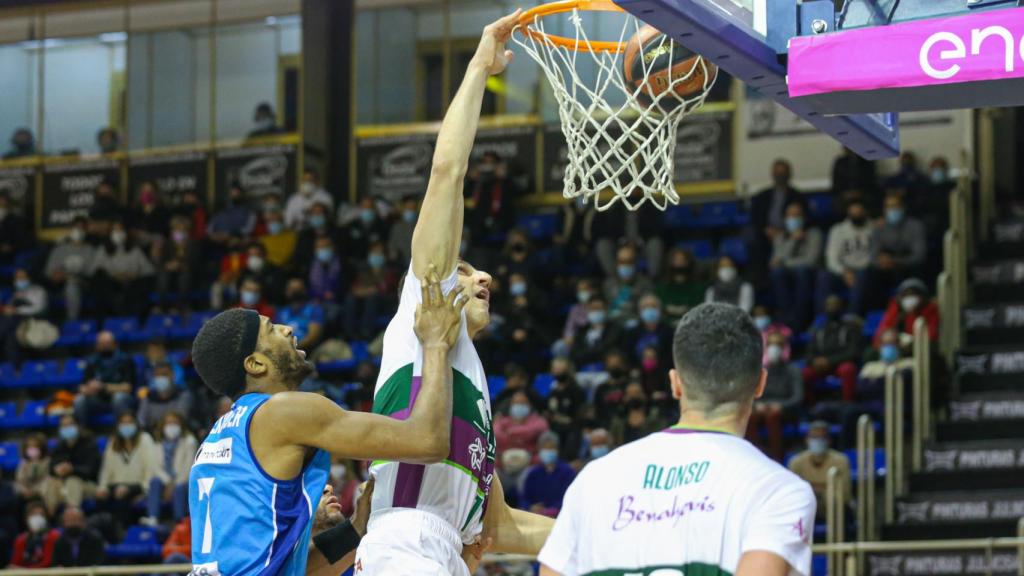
0,148,953,569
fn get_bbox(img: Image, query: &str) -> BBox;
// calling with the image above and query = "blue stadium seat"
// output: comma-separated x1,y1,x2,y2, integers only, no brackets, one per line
103,316,145,344
533,373,554,398
56,319,98,347
718,236,748,265
664,206,694,229
487,376,506,399
96,436,108,453
812,554,828,576
17,400,53,428
0,402,17,429
106,525,162,561
815,375,844,393
677,240,714,261
0,363,16,388
142,314,180,340
698,202,740,229
350,342,370,362
11,360,58,389
169,311,215,340
805,194,835,223
517,213,559,240
864,310,885,338
846,447,887,480
0,442,19,472
47,358,86,388
166,350,189,366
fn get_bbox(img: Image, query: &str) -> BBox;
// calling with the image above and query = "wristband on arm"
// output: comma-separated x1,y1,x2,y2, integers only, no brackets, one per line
312,519,362,564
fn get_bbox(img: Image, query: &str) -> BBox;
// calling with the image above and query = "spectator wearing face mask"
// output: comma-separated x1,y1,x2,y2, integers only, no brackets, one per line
466,151,518,241
96,412,159,530
344,241,397,339
285,168,334,230
45,415,101,512
137,362,194,430
562,278,598,346
339,198,387,265
603,244,652,324
52,506,105,567
751,305,793,366
238,242,286,305
859,328,914,387
610,382,664,446
234,277,276,318
770,201,822,331
804,295,864,403
570,296,621,367
308,234,344,304
497,228,539,285
45,217,95,320
88,222,155,318
1,268,48,365
494,390,550,462
295,202,336,266
746,332,804,461
820,198,873,315
155,216,201,312
210,243,248,309
278,278,325,352
831,147,877,206
174,191,207,241
143,412,196,526
576,427,613,471
97,127,120,155
623,293,673,365
864,192,926,309
545,358,586,460
10,501,59,568
247,102,283,139
132,182,171,247
0,193,29,266
873,278,939,349
521,432,576,517
14,434,51,512
655,248,707,323
787,421,851,521
592,350,631,426
141,341,186,392
746,159,806,284
207,185,256,248
73,331,137,424
493,364,544,415
259,210,297,268
387,198,418,269
705,256,753,313
88,181,125,235
4,127,36,159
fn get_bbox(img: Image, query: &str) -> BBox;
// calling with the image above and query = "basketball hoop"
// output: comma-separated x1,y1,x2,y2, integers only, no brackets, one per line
513,0,717,211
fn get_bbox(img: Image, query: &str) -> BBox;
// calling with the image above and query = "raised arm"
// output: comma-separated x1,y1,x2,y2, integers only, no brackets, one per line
259,267,465,464
411,10,520,279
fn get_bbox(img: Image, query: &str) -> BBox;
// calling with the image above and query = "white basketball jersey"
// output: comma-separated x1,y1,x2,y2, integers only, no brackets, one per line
538,427,817,576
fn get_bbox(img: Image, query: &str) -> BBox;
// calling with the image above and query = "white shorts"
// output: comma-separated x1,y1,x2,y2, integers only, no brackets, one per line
354,509,470,576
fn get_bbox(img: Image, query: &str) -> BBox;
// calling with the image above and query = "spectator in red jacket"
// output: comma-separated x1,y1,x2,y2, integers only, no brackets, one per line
872,278,939,349
10,501,60,568
161,516,191,563
494,390,550,464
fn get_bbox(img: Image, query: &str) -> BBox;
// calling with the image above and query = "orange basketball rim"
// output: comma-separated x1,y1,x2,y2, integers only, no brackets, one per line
517,0,629,53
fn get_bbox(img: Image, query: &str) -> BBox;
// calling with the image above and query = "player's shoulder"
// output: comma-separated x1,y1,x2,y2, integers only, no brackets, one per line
724,436,814,496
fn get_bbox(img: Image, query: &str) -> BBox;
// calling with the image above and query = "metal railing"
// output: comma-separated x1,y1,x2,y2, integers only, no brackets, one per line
884,366,906,524
856,414,877,544
826,465,847,576
911,317,932,473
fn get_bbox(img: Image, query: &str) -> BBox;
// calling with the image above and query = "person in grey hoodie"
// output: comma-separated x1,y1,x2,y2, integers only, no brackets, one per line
818,197,873,314
770,201,822,331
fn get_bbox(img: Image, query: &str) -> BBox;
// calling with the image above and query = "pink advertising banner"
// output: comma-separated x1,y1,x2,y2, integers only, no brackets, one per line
788,7,1024,98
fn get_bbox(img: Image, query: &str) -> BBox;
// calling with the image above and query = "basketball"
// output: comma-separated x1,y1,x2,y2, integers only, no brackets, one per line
622,25,718,111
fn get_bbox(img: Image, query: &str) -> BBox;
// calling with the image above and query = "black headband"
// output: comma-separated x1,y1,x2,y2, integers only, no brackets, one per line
235,309,261,390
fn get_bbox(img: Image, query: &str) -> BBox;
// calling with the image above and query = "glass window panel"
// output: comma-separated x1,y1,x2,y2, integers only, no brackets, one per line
0,42,41,160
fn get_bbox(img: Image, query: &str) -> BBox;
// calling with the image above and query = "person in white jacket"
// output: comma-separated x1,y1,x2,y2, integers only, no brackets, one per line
142,411,198,526
818,198,873,315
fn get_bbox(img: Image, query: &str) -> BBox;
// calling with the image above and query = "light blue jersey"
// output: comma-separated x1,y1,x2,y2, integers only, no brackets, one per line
189,393,330,576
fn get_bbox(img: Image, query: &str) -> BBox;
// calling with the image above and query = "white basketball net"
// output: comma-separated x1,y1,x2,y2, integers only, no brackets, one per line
513,9,717,211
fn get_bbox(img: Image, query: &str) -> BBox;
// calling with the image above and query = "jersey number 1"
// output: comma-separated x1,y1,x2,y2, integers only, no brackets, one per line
196,477,216,554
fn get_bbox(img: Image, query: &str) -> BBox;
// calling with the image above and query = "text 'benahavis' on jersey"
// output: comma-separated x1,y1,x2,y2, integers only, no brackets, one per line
189,393,330,576
538,426,817,576
369,263,496,542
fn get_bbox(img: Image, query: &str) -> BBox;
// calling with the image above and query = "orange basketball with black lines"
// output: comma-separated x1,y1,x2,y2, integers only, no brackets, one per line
623,25,718,111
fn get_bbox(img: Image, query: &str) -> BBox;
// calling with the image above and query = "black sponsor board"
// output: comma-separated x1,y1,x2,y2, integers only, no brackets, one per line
971,260,1024,285
40,159,120,230
896,494,1024,523
924,445,1024,472
956,350,1024,375
356,126,537,202
0,165,36,216
214,144,296,204
949,398,1024,421
963,304,1024,330
542,111,733,194
128,152,208,205
867,551,1018,575
993,221,1024,243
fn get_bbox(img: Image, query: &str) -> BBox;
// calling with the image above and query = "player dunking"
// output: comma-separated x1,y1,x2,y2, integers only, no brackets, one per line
188,268,464,576
539,303,817,576
355,10,553,576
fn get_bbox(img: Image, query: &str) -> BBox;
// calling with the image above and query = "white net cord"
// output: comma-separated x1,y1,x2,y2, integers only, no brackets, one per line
513,9,717,211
